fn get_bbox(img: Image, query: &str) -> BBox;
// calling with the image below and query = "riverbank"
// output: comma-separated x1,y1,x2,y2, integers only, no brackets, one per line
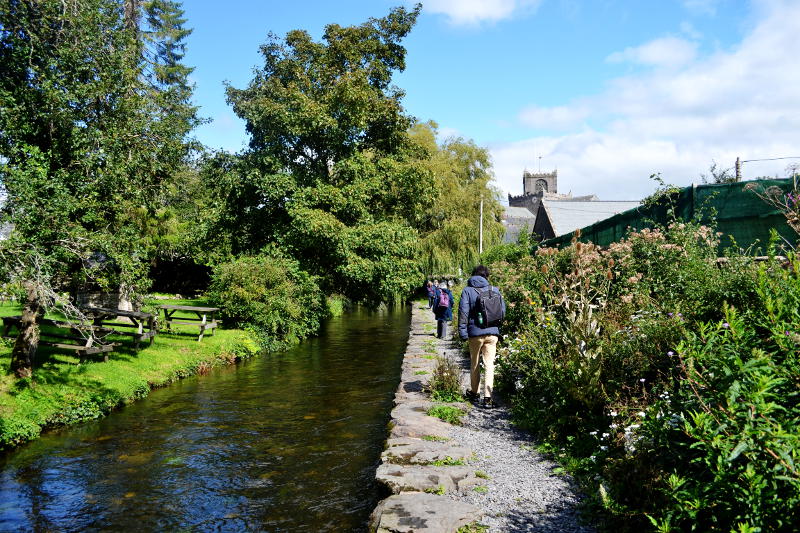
370,302,591,532
0,298,260,450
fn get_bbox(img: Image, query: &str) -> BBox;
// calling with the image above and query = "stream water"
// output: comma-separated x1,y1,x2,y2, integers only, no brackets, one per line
0,305,410,532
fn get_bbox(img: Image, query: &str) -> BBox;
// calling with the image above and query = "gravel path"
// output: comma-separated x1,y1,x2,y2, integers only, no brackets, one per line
437,333,594,532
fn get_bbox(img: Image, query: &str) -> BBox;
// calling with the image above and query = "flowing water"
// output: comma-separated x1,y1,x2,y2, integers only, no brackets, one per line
0,306,410,532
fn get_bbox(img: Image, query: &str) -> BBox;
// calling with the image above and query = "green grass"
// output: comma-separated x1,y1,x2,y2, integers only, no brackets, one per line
473,485,488,494
427,404,465,425
0,298,259,450
414,370,429,375
422,435,450,442
424,485,446,495
430,456,465,466
457,522,489,533
475,470,490,479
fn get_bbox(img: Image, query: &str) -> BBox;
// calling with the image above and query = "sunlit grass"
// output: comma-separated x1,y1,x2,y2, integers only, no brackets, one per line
0,297,258,449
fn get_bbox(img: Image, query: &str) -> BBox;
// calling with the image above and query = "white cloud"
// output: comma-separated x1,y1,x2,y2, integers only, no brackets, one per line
518,104,590,130
422,0,541,25
606,37,698,69
492,1,800,201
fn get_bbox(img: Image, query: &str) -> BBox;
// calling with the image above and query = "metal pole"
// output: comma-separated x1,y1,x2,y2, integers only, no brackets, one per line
479,196,484,255
735,157,741,181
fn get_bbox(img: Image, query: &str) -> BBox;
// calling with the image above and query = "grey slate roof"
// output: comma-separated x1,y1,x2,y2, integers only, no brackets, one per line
542,200,640,237
503,206,536,219
502,206,536,243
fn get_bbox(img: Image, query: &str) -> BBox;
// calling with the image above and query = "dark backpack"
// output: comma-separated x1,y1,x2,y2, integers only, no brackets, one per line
474,286,504,328
437,290,450,309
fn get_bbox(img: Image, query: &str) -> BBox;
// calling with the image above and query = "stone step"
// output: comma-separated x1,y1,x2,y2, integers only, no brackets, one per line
370,492,483,533
382,437,473,465
376,463,484,495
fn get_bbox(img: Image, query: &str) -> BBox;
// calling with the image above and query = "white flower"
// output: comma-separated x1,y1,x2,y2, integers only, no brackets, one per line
589,431,598,436
637,411,646,418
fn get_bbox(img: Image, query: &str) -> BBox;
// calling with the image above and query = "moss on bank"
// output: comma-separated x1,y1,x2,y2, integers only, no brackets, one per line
0,298,260,450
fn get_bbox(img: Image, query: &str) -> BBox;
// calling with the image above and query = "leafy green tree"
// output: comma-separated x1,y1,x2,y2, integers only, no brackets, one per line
221,5,430,304
226,5,421,186
0,0,198,376
409,121,505,275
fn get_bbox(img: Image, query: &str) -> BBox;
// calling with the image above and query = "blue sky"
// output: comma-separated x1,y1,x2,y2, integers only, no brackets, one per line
183,1,799,200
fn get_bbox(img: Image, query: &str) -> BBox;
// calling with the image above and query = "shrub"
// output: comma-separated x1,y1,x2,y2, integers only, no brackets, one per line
429,354,462,402
207,254,325,348
489,221,799,531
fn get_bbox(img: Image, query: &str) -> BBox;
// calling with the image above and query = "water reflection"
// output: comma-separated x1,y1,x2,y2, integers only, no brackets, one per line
0,305,410,532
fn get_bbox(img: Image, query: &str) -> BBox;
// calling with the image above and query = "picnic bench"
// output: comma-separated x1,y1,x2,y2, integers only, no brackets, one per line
82,306,157,349
157,305,220,341
1,316,116,362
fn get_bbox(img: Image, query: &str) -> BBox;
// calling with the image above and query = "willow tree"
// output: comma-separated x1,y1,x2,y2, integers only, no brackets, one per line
409,121,505,276
224,5,431,304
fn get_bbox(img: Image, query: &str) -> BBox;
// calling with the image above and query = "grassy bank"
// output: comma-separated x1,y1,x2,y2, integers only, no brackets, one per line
0,297,260,450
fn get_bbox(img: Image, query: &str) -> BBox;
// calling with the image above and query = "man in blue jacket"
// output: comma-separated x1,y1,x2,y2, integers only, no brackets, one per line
458,265,505,408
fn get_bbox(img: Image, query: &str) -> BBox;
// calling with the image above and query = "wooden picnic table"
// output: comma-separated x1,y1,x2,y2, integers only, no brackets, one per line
157,304,220,341
1,315,116,362
82,306,157,349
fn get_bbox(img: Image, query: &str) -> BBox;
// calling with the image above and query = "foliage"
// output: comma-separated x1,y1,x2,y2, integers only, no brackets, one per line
429,354,463,402
206,254,325,348
487,220,799,531
427,404,465,425
430,455,466,466
0,0,199,375
409,121,505,275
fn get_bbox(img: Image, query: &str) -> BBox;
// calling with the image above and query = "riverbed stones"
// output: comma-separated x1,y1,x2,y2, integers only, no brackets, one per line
370,493,483,533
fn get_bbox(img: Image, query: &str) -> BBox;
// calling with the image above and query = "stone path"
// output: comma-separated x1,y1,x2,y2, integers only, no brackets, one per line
370,303,592,533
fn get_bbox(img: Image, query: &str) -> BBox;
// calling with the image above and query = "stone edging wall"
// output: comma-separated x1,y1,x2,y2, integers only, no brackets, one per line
369,304,484,533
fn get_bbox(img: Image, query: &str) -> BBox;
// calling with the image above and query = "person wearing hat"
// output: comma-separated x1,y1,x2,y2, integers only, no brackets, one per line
432,281,454,339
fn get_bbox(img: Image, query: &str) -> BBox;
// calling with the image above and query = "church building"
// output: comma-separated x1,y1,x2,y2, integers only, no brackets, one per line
502,169,638,242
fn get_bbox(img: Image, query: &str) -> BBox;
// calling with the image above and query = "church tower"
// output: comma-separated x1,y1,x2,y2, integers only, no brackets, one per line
523,170,557,195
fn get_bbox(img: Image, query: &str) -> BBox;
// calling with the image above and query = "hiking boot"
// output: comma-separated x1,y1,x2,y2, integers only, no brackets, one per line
464,390,478,403
481,397,494,409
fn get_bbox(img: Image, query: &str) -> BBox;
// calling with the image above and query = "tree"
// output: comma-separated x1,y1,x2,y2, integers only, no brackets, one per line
221,5,430,304
409,121,505,275
0,0,198,376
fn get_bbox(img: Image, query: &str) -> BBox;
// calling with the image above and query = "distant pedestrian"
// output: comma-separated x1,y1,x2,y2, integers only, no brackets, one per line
458,265,506,408
433,282,454,339
425,280,435,308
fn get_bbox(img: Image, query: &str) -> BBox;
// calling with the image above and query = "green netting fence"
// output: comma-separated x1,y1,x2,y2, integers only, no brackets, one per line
540,178,798,253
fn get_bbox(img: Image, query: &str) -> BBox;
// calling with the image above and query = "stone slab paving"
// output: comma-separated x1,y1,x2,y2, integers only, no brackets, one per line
370,493,483,533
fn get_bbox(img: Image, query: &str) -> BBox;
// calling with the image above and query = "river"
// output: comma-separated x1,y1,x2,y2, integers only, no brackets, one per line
0,305,410,532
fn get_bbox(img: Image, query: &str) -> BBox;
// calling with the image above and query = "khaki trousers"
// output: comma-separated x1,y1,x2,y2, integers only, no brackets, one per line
469,335,498,398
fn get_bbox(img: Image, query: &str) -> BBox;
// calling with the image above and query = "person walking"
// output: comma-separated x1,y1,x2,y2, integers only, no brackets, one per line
458,265,506,408
432,281,454,339
425,280,435,309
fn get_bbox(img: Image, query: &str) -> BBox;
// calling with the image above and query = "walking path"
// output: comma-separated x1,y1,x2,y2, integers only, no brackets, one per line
370,302,592,533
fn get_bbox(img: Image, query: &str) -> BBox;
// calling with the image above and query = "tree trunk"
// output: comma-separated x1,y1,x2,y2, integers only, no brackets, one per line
9,281,42,379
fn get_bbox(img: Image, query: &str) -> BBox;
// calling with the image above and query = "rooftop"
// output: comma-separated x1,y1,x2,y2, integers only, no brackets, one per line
542,200,640,237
